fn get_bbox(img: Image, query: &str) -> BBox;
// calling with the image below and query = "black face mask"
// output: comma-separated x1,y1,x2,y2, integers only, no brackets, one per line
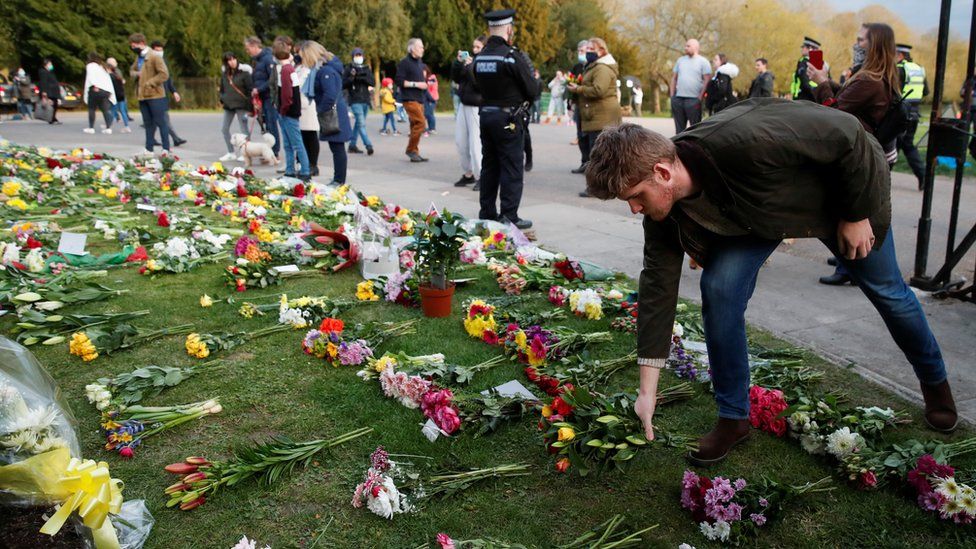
131,46,143,55
585,51,598,64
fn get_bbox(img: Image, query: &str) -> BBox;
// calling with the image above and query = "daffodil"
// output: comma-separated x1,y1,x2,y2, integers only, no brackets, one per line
2,180,21,196
356,281,380,301
199,295,214,308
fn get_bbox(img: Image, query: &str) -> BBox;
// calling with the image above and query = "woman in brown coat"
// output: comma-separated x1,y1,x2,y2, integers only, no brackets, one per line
569,37,622,197
807,22,899,285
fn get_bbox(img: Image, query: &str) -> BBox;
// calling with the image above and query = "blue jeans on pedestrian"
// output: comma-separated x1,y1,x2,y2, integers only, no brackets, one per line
279,116,309,177
17,99,33,119
111,100,130,127
700,229,946,420
381,113,397,133
261,94,280,156
139,98,170,151
424,100,436,131
349,102,372,148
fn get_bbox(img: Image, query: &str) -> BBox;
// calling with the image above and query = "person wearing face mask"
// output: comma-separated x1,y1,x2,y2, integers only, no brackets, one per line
472,8,541,230
343,47,375,155
128,33,171,153
569,39,592,173
807,23,899,287
791,37,821,102
451,36,486,189
568,37,621,197
150,41,187,147
37,59,62,125
12,68,33,120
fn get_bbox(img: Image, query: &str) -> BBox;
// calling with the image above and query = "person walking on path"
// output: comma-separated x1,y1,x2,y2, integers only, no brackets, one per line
295,43,320,177
545,70,567,124
273,39,309,182
424,67,439,135
704,53,739,115
378,78,399,135
12,68,33,120
570,39,593,173
895,43,928,190
245,36,281,157
395,38,429,163
129,33,171,153
343,47,375,155
150,41,187,147
585,102,958,467
105,58,131,132
807,23,899,287
218,52,254,161
748,58,774,98
37,59,62,125
631,84,643,118
472,8,540,229
451,36,485,189
309,41,353,185
791,36,821,101
670,38,711,134
82,53,116,134
569,37,621,197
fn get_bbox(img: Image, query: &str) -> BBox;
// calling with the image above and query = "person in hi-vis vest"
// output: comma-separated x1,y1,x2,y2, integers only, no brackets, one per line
896,43,929,190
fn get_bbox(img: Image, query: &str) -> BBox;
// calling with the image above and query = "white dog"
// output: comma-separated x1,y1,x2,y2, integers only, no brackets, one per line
231,133,278,167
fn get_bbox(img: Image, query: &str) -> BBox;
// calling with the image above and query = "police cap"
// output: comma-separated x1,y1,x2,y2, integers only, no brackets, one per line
896,43,913,54
802,37,821,49
485,9,516,27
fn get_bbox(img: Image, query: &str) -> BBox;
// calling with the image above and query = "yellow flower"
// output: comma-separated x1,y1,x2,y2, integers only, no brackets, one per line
528,350,546,367
463,315,496,338
211,161,225,173
185,334,211,358
541,405,553,418
2,180,21,196
326,342,339,360
6,198,28,211
199,295,213,308
239,303,258,318
372,354,398,373
68,332,99,362
356,281,379,301
584,302,603,320
246,195,267,207
39,173,53,183
365,195,380,207
104,187,119,199
557,427,576,442
514,330,527,350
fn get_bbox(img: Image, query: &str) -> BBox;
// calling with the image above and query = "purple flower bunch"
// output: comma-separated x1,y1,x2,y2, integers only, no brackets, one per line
234,236,258,257
338,339,374,366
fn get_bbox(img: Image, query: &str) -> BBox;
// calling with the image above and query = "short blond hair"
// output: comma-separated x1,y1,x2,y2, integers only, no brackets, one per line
300,40,333,67
585,124,675,200
589,37,608,53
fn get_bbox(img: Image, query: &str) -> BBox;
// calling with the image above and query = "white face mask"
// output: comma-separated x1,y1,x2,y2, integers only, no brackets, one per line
353,56,364,65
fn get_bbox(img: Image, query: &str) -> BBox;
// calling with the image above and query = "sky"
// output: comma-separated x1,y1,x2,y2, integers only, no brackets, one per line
828,0,974,36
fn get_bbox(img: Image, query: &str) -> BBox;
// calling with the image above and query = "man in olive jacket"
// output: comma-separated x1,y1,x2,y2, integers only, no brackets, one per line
585,98,956,466
568,37,621,197
129,33,171,153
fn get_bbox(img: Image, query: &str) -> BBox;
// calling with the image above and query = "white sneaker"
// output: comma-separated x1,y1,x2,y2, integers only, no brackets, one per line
142,149,154,156
101,128,112,134
121,127,132,133
219,153,236,161
83,128,95,134
236,155,245,162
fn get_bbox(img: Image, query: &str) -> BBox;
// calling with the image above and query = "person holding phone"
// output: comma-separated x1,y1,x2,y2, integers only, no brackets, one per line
807,23,899,286
451,37,486,189
791,37,821,101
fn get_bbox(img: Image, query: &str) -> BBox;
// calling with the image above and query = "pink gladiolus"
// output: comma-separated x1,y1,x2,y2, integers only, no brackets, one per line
185,456,211,465
164,462,198,474
183,472,207,483
179,496,206,511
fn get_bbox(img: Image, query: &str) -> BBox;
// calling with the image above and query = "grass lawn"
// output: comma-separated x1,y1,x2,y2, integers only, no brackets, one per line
11,229,976,548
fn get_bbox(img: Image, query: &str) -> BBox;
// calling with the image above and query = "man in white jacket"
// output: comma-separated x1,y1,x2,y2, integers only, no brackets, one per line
83,53,117,134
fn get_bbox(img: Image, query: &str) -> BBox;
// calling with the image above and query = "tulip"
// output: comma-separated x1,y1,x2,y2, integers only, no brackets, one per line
183,472,207,483
119,447,134,459
179,496,206,511
555,458,570,473
184,456,211,466
541,405,553,419
41,336,66,345
164,462,198,474
557,427,576,442
165,482,189,495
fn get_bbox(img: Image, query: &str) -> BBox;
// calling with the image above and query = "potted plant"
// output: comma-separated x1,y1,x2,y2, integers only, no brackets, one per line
414,209,468,317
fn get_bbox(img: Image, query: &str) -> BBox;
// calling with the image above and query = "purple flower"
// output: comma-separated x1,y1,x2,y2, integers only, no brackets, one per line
385,271,412,302
338,340,373,365
758,497,769,508
682,470,700,490
681,491,698,510
707,477,735,504
723,502,743,522
370,446,390,472
733,478,747,491
919,492,945,512
750,513,767,526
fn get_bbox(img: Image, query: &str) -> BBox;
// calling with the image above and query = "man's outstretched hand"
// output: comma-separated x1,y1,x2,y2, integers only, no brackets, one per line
636,366,661,441
837,219,875,260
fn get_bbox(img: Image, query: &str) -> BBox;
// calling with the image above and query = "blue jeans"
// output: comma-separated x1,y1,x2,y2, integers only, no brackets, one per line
111,100,130,126
424,100,436,131
381,113,397,133
261,94,280,156
17,99,33,119
701,229,946,419
279,116,309,177
349,102,372,148
139,98,170,151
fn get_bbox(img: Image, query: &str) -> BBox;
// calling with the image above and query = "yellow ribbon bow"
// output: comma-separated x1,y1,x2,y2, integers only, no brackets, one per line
0,447,123,549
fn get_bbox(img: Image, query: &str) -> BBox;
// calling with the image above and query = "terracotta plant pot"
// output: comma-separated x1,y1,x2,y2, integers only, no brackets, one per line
419,283,456,318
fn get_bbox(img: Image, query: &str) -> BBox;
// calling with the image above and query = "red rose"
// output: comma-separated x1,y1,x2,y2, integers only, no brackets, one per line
555,458,570,473
552,397,573,417
293,183,305,198
236,183,248,197
46,158,62,169
156,211,170,227
25,236,43,249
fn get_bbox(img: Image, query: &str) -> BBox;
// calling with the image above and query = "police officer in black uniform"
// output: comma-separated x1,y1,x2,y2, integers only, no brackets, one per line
473,9,541,230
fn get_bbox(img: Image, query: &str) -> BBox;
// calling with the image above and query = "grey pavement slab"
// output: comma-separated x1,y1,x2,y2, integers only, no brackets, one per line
1,110,974,420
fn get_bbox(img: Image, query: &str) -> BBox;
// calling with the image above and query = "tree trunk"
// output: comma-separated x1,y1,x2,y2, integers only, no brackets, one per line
373,59,381,108
653,86,661,114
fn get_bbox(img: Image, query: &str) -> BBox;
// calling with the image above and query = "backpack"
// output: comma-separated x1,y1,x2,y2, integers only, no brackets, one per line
872,87,915,145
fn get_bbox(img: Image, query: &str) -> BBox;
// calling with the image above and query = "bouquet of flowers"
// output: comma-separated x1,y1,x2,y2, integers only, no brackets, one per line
785,394,906,460
351,446,530,519
748,386,789,436
681,470,832,544
163,428,372,510
277,294,355,328
69,322,193,362
541,385,696,476
499,323,612,369
838,436,976,491
144,236,229,274
185,325,289,359
361,351,505,386
907,454,976,523
301,318,416,367
102,399,222,458
463,299,496,340
223,257,282,292
85,361,218,410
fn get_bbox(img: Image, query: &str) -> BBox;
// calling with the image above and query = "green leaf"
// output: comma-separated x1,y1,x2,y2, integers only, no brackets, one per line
596,415,619,424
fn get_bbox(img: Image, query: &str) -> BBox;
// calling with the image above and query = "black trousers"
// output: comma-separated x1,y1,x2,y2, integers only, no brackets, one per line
896,103,925,182
301,130,320,169
574,106,585,163
479,109,524,222
672,96,702,134
523,122,532,164
87,88,113,129
579,130,601,164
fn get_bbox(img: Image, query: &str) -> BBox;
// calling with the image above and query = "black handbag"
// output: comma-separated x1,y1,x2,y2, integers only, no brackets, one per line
318,105,340,136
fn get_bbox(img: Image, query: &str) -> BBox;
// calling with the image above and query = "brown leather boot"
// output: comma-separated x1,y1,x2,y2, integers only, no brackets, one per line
686,418,751,467
921,380,959,433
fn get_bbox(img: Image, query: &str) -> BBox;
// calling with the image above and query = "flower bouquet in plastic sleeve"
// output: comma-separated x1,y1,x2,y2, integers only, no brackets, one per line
0,335,155,548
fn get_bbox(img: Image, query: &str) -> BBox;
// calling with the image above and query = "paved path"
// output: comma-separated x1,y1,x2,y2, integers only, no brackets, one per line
2,110,974,418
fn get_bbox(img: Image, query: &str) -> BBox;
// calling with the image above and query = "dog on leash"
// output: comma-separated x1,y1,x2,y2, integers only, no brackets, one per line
231,133,278,167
